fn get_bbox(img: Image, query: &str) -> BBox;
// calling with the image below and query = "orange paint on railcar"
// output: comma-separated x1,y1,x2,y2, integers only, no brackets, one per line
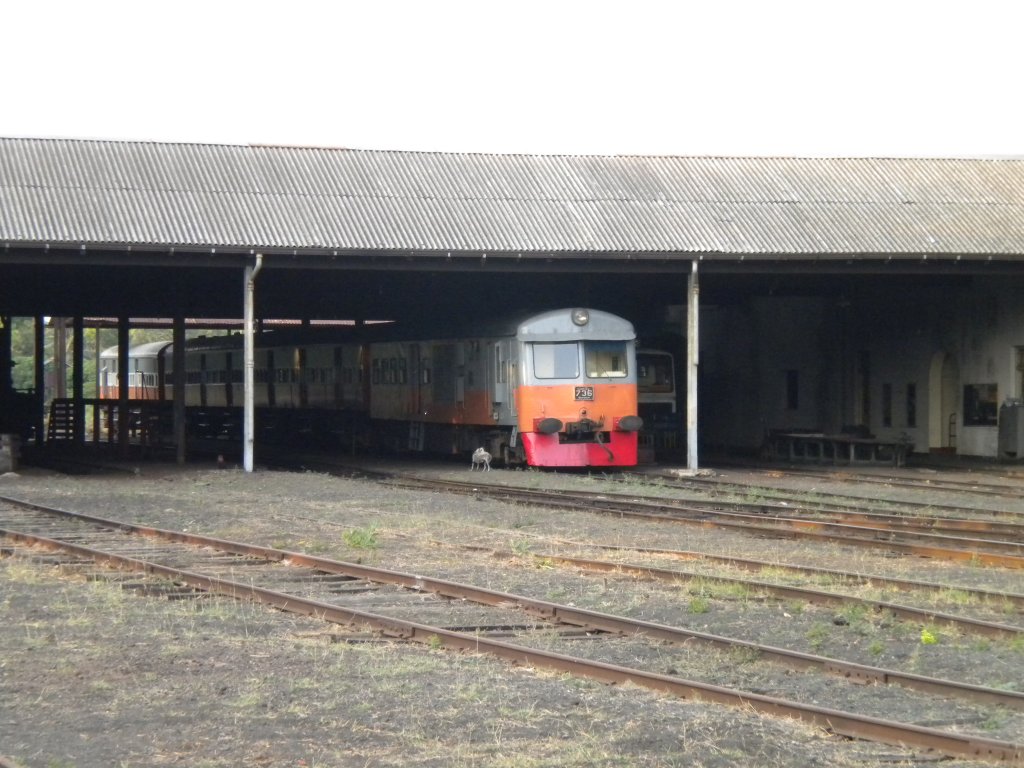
515,383,637,433
373,386,494,425
419,389,493,425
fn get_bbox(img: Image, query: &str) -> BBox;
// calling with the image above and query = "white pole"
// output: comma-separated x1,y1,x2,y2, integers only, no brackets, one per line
686,260,699,470
243,254,263,473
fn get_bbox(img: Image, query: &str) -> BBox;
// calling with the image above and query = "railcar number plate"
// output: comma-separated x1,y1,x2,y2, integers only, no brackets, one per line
574,386,594,400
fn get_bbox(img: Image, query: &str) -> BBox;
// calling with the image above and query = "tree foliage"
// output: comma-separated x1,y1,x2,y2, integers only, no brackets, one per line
7,317,172,398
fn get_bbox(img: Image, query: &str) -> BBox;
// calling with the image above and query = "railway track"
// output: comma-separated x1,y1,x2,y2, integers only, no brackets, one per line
2,494,1023,763
601,480,1024,540
349,471,1024,569
661,466,1024,515
261,456,1024,586
605,467,1024,531
440,540,1024,641
555,536,1024,610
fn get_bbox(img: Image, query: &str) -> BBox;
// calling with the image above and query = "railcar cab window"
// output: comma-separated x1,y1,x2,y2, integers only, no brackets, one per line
585,341,628,378
532,343,579,379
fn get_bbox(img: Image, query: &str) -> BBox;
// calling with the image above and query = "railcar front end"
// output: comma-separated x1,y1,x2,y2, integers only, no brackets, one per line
514,308,642,467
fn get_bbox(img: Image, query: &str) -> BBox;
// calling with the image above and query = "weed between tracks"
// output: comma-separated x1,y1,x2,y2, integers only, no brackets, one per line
342,524,381,550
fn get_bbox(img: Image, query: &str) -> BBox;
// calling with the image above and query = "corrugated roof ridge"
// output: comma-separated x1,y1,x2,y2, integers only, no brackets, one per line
4,141,1020,206
0,135,255,151
3,137,1022,163
255,145,1024,163
3,187,1018,207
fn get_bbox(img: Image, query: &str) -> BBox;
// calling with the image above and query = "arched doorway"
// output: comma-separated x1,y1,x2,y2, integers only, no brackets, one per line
928,351,959,452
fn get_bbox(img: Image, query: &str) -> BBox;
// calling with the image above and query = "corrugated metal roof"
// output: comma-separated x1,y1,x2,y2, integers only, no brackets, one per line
1,137,1023,257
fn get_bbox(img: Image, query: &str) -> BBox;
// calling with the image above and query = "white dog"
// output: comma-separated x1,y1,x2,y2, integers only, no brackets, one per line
470,447,492,471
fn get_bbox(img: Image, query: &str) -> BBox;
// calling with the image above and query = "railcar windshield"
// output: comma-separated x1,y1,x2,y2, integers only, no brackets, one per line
585,341,628,378
532,342,580,379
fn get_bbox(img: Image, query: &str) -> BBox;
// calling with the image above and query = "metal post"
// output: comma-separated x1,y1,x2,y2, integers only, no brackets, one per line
0,315,11,435
0,316,10,393
173,314,186,465
686,261,699,470
34,317,44,445
117,317,129,457
73,317,85,445
93,325,102,445
243,254,263,473
54,318,67,399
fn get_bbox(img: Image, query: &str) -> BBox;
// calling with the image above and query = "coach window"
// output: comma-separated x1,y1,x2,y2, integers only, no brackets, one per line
585,341,627,378
533,343,579,379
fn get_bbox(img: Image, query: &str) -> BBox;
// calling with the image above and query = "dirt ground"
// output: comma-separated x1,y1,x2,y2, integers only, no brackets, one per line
1,457,1021,767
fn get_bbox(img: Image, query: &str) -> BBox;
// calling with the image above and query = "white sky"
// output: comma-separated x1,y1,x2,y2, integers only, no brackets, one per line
4,0,1020,157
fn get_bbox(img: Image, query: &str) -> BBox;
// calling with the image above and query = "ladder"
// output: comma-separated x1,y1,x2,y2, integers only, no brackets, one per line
46,398,75,442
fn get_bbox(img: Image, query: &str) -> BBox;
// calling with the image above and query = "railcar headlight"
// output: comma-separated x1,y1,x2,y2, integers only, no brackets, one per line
536,417,563,434
616,415,643,432
571,308,590,326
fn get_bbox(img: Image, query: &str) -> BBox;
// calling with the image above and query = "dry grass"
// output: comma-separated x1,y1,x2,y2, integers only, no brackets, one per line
2,464,1018,766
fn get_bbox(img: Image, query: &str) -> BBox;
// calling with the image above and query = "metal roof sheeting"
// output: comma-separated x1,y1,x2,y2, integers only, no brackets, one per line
1,137,1023,258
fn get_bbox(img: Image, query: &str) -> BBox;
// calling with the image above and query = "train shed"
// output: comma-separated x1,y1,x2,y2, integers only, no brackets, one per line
2,138,1024,469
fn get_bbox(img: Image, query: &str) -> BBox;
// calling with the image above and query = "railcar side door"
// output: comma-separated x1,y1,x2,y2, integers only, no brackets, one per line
491,339,517,423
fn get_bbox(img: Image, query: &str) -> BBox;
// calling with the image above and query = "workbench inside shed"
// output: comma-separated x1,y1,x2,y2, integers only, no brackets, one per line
768,431,911,468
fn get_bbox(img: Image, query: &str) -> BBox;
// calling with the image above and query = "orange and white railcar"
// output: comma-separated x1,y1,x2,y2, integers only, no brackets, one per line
99,308,643,468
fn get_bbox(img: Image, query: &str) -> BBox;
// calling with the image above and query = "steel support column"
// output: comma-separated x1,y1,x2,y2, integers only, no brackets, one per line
53,318,67,400
34,316,44,444
0,315,11,435
243,255,263,473
686,261,699,470
72,317,84,445
117,318,129,457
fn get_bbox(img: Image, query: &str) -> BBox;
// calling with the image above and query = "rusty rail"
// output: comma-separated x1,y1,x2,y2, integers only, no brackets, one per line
445,542,1024,641
373,475,1024,568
